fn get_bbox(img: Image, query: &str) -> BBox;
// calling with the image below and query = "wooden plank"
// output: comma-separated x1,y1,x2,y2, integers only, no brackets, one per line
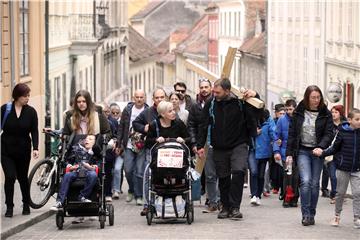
221,47,237,78
185,58,265,109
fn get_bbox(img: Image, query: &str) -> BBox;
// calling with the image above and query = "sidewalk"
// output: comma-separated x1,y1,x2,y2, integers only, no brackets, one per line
1,184,55,240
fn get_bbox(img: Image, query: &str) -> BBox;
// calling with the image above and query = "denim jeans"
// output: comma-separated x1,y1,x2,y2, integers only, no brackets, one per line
204,146,219,205
57,170,97,204
112,155,124,193
297,148,324,218
248,150,268,198
124,148,146,198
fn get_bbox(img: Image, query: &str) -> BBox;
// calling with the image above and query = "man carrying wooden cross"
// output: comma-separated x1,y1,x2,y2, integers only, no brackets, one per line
197,77,262,220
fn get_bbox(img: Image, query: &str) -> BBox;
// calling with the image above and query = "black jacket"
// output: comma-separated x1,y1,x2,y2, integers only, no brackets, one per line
187,94,212,146
286,101,334,158
116,102,149,148
132,106,158,135
322,122,360,172
145,118,190,149
197,93,261,150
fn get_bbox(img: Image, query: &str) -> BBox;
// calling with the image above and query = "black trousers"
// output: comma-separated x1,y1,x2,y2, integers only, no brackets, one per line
104,150,116,197
1,151,31,208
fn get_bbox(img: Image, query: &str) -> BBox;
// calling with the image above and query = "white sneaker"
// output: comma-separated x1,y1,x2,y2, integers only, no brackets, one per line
136,198,143,206
80,197,91,203
126,193,134,202
331,216,340,227
112,191,120,199
354,218,360,229
50,201,62,211
250,196,257,205
105,196,113,202
256,197,261,206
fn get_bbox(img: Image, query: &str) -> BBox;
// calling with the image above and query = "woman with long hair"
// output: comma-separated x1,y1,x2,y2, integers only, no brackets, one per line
286,85,334,226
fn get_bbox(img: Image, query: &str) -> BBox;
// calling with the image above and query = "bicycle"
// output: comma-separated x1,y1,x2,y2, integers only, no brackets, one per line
28,129,69,209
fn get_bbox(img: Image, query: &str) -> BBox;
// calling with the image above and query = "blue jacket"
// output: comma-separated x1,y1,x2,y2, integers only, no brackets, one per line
255,117,277,159
323,122,360,172
273,113,291,160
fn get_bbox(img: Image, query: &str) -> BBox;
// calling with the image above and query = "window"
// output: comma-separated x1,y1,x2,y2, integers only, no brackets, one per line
19,0,29,76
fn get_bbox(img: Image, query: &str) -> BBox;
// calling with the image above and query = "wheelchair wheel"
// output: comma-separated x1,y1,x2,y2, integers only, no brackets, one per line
29,158,55,209
107,204,114,226
56,211,64,230
100,214,106,229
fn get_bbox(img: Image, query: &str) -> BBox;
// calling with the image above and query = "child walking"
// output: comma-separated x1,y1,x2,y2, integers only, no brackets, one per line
314,108,360,228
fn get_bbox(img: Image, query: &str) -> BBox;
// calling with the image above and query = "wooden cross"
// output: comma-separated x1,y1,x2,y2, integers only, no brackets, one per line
185,47,264,109
185,47,264,174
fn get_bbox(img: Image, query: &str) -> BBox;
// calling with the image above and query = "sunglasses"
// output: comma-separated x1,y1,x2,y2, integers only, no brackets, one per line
176,89,186,94
198,78,211,84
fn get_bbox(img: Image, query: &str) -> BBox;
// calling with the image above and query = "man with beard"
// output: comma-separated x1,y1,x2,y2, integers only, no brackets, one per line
188,78,219,212
174,82,194,111
197,78,261,220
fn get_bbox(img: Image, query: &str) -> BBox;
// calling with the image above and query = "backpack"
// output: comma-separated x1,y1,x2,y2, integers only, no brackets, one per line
0,102,12,136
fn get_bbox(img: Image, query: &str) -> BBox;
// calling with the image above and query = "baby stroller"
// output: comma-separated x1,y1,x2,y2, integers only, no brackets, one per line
146,139,194,225
55,134,114,230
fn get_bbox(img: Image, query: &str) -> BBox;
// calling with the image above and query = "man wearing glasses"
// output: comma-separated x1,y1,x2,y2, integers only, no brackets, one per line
174,82,194,111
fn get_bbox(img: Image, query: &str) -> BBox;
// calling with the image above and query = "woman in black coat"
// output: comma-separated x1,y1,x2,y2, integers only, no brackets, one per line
285,85,334,226
1,83,39,217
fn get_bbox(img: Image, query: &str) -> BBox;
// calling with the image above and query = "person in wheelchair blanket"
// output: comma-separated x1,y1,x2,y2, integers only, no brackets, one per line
51,134,99,210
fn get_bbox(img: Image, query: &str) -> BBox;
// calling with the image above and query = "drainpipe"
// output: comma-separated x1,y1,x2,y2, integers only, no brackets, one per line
9,1,15,89
45,0,51,157
93,0,97,101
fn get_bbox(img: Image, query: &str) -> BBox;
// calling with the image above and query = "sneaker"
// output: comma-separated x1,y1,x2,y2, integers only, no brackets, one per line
301,216,311,226
50,201,63,211
217,208,230,219
105,196,112,202
256,197,261,206
331,216,340,227
263,192,270,197
354,218,360,229
126,193,134,202
330,198,336,204
136,198,143,206
250,196,257,205
80,197,91,203
72,217,85,224
140,207,148,216
229,208,243,220
112,191,120,199
309,216,315,225
202,204,218,213
321,189,330,198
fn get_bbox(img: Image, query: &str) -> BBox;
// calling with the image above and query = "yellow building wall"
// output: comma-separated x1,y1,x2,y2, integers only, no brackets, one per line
128,0,149,19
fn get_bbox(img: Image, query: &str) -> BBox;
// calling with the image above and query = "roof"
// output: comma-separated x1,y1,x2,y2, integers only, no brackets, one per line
239,32,265,57
128,25,159,62
131,1,165,21
175,15,208,58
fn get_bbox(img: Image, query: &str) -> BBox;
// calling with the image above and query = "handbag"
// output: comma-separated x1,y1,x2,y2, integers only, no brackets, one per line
129,127,145,153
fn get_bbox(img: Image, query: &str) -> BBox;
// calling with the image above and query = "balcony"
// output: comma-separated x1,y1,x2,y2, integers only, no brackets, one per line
69,14,100,56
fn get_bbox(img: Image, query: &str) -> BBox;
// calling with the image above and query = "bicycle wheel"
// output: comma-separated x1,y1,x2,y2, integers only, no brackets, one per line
29,158,56,209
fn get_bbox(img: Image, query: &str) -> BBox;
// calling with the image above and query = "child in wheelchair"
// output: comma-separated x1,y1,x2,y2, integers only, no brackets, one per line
51,134,99,210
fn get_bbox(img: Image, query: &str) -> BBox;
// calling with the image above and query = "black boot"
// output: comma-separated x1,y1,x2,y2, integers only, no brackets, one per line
5,208,13,218
22,204,30,215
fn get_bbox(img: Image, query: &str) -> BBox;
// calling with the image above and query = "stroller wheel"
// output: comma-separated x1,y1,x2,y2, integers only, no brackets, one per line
186,204,194,224
146,211,153,226
107,204,114,226
99,214,106,229
56,211,64,230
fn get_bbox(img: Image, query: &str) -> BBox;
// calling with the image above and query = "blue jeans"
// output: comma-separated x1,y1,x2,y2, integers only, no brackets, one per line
248,150,268,198
297,148,324,218
112,155,124,193
124,148,146,198
57,170,97,204
204,146,219,205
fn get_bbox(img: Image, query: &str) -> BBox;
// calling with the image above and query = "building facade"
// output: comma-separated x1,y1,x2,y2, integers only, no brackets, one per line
267,0,326,110
324,1,360,113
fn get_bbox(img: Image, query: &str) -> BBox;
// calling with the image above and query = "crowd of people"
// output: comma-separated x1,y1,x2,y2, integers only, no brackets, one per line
1,80,359,230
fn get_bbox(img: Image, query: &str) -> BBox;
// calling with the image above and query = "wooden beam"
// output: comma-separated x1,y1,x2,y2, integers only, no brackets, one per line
221,47,237,78
184,58,265,109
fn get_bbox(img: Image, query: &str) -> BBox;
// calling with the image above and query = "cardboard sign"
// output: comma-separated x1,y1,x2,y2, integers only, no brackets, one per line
157,149,183,168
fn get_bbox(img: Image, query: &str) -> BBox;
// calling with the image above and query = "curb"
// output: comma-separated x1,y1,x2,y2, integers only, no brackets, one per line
1,210,54,240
